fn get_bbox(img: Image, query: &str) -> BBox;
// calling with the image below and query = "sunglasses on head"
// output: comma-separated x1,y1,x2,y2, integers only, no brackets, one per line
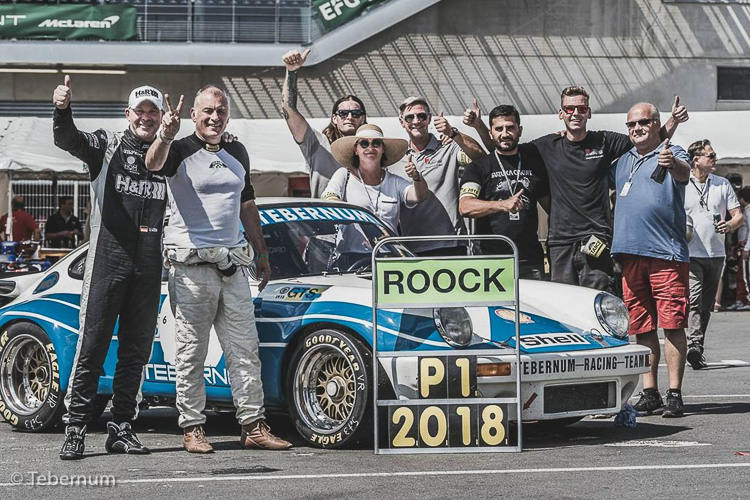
402,112,429,123
625,118,655,129
357,139,384,148
336,109,365,118
562,105,589,115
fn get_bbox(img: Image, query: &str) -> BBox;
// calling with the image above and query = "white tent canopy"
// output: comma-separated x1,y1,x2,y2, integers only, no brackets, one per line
0,109,748,179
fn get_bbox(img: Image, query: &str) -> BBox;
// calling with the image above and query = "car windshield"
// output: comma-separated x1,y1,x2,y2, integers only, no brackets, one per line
260,204,411,279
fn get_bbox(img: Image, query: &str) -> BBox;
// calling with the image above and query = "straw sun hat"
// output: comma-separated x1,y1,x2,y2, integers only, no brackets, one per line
330,124,408,169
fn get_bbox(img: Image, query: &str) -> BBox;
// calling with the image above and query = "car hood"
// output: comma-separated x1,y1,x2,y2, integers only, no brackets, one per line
259,274,626,353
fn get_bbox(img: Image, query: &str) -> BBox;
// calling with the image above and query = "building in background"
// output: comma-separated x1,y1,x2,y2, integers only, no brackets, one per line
1,0,749,206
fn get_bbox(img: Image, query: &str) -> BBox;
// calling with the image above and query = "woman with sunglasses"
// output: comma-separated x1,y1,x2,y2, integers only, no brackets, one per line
322,124,428,234
281,49,367,198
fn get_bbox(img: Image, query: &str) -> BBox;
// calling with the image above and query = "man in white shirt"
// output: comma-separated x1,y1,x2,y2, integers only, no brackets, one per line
684,139,744,370
737,187,750,309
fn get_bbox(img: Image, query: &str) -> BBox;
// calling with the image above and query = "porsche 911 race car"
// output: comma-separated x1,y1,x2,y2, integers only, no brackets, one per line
0,199,650,447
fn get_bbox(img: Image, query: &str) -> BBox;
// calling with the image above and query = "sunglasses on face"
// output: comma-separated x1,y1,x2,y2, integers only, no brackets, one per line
402,112,429,123
625,118,655,129
357,139,384,148
562,105,589,115
697,152,717,160
336,109,365,118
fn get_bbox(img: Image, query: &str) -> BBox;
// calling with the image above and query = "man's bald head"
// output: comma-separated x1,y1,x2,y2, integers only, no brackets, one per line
626,102,662,153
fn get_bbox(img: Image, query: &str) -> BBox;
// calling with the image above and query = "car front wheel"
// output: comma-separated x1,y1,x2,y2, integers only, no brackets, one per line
0,322,65,431
286,329,372,448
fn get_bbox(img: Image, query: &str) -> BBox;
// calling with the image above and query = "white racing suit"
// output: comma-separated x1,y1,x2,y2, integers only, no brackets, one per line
165,246,264,428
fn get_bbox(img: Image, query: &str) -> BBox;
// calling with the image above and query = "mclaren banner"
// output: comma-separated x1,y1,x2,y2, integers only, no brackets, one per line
313,0,388,32
0,5,138,41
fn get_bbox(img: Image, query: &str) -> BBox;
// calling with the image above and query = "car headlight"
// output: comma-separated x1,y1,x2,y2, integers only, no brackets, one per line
433,307,473,347
594,292,630,339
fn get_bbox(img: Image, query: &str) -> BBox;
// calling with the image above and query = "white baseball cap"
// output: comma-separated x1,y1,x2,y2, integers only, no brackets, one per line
128,85,164,110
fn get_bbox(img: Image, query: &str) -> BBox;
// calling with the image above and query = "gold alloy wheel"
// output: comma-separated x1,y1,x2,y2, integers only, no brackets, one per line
0,334,52,416
294,343,358,433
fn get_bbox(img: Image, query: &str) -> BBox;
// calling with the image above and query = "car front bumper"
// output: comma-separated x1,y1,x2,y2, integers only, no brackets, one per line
379,343,651,421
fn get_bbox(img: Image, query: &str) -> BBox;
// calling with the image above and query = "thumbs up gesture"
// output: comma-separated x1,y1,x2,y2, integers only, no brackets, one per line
53,74,72,109
671,95,689,123
658,139,674,170
463,99,482,128
500,188,525,213
404,154,422,182
282,48,311,72
433,111,451,137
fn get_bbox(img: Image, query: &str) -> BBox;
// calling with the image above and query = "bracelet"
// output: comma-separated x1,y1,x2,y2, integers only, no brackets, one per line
159,129,174,144
258,253,269,260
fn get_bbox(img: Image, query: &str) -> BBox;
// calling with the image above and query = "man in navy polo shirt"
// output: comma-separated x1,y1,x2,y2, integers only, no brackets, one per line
611,102,691,418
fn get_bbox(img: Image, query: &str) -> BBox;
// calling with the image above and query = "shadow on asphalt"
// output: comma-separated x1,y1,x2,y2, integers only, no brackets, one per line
683,402,750,417
20,404,710,451
520,419,690,448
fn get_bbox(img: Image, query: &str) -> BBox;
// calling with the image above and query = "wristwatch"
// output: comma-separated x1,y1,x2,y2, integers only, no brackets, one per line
449,127,459,139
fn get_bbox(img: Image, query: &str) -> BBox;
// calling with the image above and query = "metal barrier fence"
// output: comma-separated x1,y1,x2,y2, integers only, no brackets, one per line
6,0,315,44
10,179,90,242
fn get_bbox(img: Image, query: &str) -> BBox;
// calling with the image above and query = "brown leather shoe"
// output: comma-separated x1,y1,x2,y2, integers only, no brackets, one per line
183,425,214,454
240,419,292,450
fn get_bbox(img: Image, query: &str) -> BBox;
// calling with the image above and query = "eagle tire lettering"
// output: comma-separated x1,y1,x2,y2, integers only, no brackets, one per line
287,329,373,448
0,323,66,432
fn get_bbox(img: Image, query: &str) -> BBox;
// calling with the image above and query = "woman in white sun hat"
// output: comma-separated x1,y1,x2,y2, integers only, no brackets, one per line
323,124,428,233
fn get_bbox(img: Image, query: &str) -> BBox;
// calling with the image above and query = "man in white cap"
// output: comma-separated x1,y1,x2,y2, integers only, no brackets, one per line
53,79,168,459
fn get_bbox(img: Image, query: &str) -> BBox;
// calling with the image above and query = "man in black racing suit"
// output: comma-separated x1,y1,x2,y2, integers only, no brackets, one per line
53,76,168,460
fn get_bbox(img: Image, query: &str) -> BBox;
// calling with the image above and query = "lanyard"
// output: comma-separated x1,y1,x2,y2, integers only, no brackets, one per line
690,176,710,210
494,150,522,195
627,156,649,184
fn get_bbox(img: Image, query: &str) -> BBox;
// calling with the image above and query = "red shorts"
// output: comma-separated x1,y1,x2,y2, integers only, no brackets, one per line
620,255,689,335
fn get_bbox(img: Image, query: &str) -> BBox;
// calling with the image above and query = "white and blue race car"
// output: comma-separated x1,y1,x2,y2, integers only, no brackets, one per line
0,199,650,447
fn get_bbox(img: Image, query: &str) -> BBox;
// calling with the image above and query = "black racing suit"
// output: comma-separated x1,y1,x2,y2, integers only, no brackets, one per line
53,106,167,426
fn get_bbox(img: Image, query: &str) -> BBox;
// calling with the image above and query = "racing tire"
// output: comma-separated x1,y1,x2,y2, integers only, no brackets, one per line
0,322,65,432
286,329,375,449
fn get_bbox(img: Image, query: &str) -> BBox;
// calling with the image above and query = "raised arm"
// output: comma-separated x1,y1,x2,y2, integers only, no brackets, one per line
403,155,429,203
463,99,495,152
52,74,107,178
660,95,689,140
146,93,183,171
281,49,313,143
433,111,486,160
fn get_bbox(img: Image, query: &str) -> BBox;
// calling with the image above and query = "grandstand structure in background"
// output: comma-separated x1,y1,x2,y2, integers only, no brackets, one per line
1,0,750,216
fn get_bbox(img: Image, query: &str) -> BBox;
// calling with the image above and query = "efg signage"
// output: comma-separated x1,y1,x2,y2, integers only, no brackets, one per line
313,0,389,33
0,5,138,41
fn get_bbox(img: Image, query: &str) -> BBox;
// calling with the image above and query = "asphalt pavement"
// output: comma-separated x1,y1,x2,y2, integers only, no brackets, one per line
1,311,749,500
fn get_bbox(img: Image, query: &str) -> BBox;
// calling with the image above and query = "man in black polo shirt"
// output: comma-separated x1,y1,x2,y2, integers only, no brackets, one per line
459,105,549,279
44,196,83,248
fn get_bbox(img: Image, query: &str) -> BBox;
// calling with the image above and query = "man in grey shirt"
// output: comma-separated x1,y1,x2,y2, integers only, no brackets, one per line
281,49,367,198
391,96,486,256
147,85,292,454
